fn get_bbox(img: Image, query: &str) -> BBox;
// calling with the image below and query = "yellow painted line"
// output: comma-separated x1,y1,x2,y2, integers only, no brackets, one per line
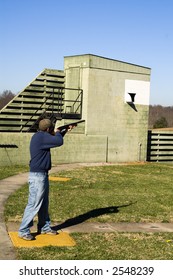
9,231,76,247
49,176,71,182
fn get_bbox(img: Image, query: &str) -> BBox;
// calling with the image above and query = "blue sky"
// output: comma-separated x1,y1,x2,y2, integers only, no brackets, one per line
0,0,173,106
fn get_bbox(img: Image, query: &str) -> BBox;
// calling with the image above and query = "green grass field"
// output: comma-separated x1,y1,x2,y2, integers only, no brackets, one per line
0,165,28,180
3,163,173,259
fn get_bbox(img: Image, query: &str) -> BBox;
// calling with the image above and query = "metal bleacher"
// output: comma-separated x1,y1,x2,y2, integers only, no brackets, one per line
0,68,83,132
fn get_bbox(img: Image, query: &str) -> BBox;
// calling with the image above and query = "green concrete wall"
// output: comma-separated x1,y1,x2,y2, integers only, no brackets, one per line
0,127,147,167
0,133,32,166
0,133,107,167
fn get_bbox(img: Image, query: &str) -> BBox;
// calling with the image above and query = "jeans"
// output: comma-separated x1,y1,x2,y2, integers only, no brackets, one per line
18,172,51,237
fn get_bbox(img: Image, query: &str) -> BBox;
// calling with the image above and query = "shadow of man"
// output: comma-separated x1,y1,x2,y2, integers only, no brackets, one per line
52,202,134,231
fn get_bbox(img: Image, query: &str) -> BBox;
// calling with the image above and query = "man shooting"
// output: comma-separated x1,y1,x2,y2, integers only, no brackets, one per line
18,118,76,240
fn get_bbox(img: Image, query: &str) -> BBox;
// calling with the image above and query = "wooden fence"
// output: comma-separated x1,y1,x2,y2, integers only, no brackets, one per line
147,129,173,162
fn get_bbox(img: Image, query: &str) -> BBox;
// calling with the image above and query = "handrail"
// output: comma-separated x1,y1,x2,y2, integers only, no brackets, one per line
20,87,83,132
72,90,83,113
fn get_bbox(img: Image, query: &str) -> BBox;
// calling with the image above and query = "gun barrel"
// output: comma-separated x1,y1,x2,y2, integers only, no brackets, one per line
58,120,85,130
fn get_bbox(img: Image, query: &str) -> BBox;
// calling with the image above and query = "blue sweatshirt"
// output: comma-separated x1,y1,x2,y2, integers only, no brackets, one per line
29,131,63,172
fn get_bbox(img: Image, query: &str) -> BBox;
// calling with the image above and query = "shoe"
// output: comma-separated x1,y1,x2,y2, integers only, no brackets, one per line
19,234,35,241
41,229,57,235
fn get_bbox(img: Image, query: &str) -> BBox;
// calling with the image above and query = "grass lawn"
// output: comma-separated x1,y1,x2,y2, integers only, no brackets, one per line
0,165,28,180
4,162,173,259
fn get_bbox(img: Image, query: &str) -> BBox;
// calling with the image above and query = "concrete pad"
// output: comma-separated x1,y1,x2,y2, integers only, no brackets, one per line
59,222,173,233
9,231,76,248
106,222,173,233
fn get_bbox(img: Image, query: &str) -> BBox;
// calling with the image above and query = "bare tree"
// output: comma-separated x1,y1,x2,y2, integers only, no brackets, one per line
0,90,15,110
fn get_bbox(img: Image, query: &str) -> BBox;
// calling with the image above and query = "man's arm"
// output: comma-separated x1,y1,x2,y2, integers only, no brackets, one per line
41,131,64,149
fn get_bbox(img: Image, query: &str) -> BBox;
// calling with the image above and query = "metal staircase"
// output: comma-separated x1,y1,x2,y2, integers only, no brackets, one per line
0,68,83,132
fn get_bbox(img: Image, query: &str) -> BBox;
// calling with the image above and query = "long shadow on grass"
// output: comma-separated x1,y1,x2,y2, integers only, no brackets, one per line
52,202,134,231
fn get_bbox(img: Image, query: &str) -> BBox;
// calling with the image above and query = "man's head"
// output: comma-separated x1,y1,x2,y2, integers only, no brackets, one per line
39,118,54,133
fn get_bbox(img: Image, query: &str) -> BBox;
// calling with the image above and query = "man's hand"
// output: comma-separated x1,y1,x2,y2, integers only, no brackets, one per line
67,124,77,131
56,124,77,137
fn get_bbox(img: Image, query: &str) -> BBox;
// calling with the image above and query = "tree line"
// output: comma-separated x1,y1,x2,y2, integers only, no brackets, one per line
148,105,173,128
0,90,173,128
